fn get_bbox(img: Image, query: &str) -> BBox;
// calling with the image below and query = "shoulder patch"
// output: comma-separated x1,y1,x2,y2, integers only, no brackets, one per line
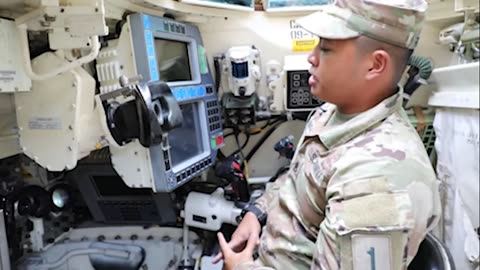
352,234,393,270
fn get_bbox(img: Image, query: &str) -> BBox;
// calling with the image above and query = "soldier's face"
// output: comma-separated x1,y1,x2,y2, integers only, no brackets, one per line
307,38,365,108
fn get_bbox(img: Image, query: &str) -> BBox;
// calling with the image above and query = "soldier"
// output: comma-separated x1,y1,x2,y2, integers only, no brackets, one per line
214,0,442,269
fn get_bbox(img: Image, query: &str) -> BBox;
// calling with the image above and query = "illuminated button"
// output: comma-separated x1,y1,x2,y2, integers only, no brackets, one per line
143,16,150,29
147,45,154,56
188,88,195,97
175,89,185,100
211,138,217,149
199,87,206,96
216,135,224,146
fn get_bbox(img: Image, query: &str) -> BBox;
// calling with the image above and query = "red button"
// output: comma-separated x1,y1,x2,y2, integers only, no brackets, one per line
233,162,241,171
216,135,224,146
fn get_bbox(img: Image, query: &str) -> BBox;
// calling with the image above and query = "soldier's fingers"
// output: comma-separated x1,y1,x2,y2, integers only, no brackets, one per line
244,233,259,256
217,233,232,257
229,236,247,252
211,252,223,264
228,236,241,247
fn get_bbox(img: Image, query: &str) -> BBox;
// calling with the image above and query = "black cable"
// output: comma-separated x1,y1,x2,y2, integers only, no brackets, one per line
213,56,223,93
268,165,290,182
223,130,235,138
240,133,250,150
217,149,227,160
245,119,286,162
233,129,243,157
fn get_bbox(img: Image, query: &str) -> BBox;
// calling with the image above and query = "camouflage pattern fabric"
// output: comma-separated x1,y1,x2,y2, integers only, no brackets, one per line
296,0,428,49
234,88,441,270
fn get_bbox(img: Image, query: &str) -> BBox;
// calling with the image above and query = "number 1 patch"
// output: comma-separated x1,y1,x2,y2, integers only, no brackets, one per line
352,235,392,270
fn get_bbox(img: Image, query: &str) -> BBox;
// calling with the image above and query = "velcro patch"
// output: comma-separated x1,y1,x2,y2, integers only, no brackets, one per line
352,234,393,270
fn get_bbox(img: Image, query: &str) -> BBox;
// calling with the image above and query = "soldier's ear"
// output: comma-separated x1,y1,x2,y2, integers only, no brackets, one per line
365,50,390,81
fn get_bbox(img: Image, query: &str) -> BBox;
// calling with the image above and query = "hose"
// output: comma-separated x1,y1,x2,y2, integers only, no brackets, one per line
408,55,433,80
404,55,434,97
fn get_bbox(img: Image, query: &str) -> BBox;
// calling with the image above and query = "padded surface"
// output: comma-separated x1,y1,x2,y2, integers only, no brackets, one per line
408,234,455,270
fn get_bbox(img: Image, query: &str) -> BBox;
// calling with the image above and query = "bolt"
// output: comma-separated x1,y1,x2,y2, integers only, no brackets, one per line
162,236,171,242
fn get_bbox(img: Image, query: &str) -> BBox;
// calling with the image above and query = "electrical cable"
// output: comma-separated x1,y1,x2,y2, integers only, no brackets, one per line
268,165,289,182
245,119,287,162
213,56,223,93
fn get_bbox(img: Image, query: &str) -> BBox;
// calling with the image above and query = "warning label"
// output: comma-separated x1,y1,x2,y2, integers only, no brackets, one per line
29,117,62,130
292,39,319,52
0,70,15,83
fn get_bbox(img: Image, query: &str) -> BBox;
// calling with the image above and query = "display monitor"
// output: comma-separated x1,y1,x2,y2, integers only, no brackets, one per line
155,39,192,82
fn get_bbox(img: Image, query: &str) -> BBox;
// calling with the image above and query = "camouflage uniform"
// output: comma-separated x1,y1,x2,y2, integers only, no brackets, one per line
233,0,441,269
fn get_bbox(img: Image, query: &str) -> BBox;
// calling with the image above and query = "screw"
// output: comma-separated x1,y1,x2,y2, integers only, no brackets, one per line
162,236,171,242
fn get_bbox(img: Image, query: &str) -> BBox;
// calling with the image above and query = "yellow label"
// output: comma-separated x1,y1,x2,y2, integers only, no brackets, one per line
292,39,319,52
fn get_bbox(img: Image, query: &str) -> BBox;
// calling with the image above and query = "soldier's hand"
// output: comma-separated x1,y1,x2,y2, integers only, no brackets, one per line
212,212,261,264
217,232,256,270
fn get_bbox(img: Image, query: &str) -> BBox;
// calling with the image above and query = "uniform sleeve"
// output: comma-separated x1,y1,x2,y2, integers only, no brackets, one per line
253,172,289,214
311,159,441,270
311,177,415,270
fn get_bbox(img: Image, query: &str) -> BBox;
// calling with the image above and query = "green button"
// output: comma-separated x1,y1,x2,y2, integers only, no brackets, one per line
211,138,217,149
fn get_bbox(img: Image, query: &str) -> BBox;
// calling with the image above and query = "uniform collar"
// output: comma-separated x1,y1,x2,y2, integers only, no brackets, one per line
305,86,403,150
